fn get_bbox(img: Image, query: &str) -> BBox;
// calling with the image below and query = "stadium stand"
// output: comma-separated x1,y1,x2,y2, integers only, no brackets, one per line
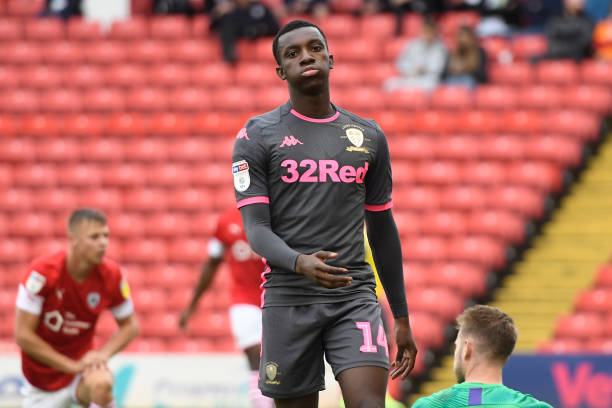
1,5,610,403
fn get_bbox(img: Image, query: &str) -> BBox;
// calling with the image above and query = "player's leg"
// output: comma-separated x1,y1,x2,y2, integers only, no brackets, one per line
323,299,390,408
259,305,326,406
337,366,387,408
230,304,274,408
75,364,116,408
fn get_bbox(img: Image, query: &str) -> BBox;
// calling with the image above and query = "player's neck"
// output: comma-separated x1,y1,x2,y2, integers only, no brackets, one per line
463,361,504,385
66,251,94,282
289,87,334,119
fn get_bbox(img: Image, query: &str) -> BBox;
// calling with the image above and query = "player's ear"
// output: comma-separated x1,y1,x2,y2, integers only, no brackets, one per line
463,339,472,360
328,54,334,69
276,66,286,80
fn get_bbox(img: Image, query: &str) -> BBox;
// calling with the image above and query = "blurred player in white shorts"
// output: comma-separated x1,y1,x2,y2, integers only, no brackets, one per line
179,208,273,408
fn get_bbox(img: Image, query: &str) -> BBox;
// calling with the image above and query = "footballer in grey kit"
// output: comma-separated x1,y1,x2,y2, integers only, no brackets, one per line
232,20,417,408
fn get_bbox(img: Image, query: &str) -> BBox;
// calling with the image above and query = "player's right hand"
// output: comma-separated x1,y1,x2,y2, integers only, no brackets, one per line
295,251,352,289
179,308,194,331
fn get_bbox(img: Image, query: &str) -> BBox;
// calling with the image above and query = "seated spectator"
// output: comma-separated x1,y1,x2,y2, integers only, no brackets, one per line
533,0,594,61
42,0,82,18
208,0,280,63
441,25,487,87
384,18,448,92
474,0,522,37
593,3,612,60
282,0,330,18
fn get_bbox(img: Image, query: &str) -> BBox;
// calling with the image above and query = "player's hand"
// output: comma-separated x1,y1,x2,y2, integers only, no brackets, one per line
390,316,417,380
80,350,109,370
295,251,352,289
179,307,195,331
67,359,85,374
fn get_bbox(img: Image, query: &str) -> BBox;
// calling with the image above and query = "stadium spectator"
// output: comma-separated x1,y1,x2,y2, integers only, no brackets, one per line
362,0,445,35
592,3,612,60
281,0,330,18
233,19,417,408
383,18,448,92
42,0,82,18
14,209,138,408
412,305,553,408
154,0,197,14
533,0,594,62
208,0,280,63
473,0,522,37
179,207,273,408
441,25,487,87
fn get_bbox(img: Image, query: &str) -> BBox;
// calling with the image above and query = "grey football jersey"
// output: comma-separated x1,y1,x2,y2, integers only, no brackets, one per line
232,102,393,307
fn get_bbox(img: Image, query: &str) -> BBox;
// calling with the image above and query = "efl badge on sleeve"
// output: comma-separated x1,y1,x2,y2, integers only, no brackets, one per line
87,292,101,309
346,128,364,147
232,160,250,192
25,271,46,295
120,279,131,299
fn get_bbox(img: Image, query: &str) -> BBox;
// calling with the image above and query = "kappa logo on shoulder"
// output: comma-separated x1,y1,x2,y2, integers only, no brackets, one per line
280,135,303,147
236,128,249,140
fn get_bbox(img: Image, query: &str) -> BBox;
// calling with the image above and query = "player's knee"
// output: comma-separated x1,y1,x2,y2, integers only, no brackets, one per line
84,371,114,404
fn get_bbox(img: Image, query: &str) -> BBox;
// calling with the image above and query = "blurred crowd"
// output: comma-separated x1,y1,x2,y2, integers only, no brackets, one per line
41,0,612,86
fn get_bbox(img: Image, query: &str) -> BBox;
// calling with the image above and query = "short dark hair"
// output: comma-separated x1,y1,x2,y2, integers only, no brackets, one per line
272,20,328,65
67,208,107,233
456,305,518,363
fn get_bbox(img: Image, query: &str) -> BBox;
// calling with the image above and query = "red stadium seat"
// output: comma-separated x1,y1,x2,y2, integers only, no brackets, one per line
605,314,612,339
0,138,35,163
0,116,17,138
385,89,429,110
527,136,581,168
406,286,465,321
14,164,56,187
361,14,396,38
30,238,66,257
511,35,547,59
126,87,168,111
122,188,168,211
430,86,473,110
42,41,83,65
168,188,211,211
255,86,288,110
148,112,192,136
80,138,124,162
123,139,168,162
102,164,147,187
211,87,257,111
0,66,20,90
475,86,518,110
106,213,146,238
536,60,579,84
235,62,279,87
168,138,214,162
57,164,103,187
170,39,219,64
440,185,487,211
63,114,103,137
78,188,122,211
67,19,103,41
435,135,479,161
0,238,29,262
575,288,612,313
146,164,191,187
596,264,612,287
336,86,385,112
36,138,80,162
389,136,435,161
544,110,600,141
146,213,190,238
132,289,168,314
9,213,54,237
555,313,604,340
109,18,148,40
105,64,148,88
468,210,525,244
402,236,448,262
416,161,462,185
519,85,563,109
409,312,446,349
580,60,612,86
21,114,61,137
4,42,42,65
462,161,507,186
0,166,11,188
488,62,533,84
149,16,190,40
2,89,39,113
191,15,210,37
393,211,421,236
83,88,126,113
564,85,612,114
190,163,227,187
373,111,413,135
6,0,43,17
122,239,167,263
39,89,82,113
334,38,377,62
383,37,410,61
127,40,169,64
455,110,500,134
104,112,149,136
502,110,542,134
421,211,466,236
487,186,543,218
507,161,562,192
85,42,127,65
364,63,397,86
394,186,441,211
66,65,105,89
413,111,457,134
402,262,427,288
317,14,360,39
149,63,191,88
480,135,524,161
0,189,33,212
428,262,487,297
439,11,480,37
32,189,77,211
480,37,511,62
448,236,505,268
190,62,234,87
190,212,217,237
189,311,232,338
537,338,585,354
0,18,22,41
167,238,208,262
585,339,612,354
20,66,63,89
124,338,166,352
25,19,65,41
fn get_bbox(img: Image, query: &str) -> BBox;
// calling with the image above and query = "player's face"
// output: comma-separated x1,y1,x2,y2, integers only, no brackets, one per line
276,27,334,94
72,220,109,265
453,330,466,383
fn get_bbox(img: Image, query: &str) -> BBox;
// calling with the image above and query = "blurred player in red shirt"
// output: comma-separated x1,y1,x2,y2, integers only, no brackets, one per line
14,209,139,408
179,208,273,408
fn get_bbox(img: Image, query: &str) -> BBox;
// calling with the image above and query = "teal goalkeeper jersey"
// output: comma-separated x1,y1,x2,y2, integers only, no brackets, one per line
411,382,553,408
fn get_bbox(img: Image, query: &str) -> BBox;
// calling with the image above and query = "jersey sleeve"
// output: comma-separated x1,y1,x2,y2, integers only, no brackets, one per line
109,269,134,320
232,121,270,208
364,124,393,211
16,266,53,315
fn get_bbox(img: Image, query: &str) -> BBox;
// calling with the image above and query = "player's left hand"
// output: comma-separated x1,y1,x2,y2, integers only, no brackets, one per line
390,317,417,380
80,350,110,370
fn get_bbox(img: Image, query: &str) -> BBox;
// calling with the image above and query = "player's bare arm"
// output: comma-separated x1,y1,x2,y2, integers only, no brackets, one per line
15,308,84,374
295,251,351,289
365,209,418,379
179,256,223,330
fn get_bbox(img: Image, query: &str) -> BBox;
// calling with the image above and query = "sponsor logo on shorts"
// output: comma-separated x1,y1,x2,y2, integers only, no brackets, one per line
265,362,280,385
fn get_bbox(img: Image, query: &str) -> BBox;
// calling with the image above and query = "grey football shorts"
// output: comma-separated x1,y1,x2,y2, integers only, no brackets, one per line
259,298,389,399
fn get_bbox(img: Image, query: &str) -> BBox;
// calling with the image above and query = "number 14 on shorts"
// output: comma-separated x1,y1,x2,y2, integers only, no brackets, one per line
356,322,389,356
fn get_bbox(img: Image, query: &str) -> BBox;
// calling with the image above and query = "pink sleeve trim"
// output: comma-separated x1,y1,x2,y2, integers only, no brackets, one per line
290,109,340,123
237,196,270,208
365,201,393,212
